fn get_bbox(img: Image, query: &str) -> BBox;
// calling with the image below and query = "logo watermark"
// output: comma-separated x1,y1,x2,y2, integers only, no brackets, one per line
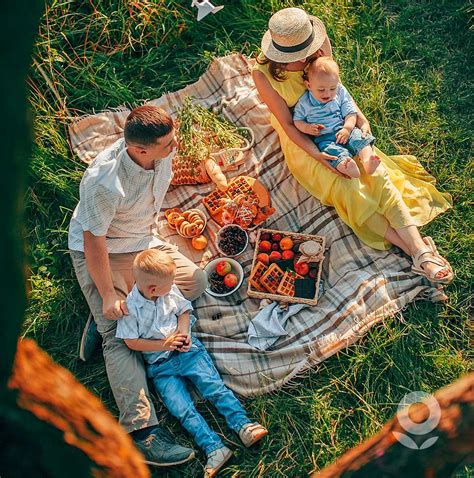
393,391,441,450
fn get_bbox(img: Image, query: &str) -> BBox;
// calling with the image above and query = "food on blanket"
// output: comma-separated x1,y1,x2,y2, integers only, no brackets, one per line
269,251,282,263
309,267,319,279
279,237,294,251
294,261,309,276
204,158,228,191
260,232,271,241
203,176,275,228
282,250,295,261
223,273,238,288
249,261,268,292
216,260,232,277
216,224,248,256
272,233,282,242
256,253,270,266
259,240,272,253
277,271,304,297
300,240,323,257
271,243,280,251
209,272,234,294
165,207,207,238
260,263,285,294
192,235,208,250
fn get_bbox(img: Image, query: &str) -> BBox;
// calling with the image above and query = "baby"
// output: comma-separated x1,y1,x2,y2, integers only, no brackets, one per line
293,56,380,178
116,249,267,477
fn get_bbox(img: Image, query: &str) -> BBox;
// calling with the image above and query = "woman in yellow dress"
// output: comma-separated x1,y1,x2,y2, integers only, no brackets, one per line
252,7,453,283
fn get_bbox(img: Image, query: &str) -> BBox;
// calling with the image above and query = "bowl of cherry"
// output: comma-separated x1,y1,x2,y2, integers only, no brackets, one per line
204,258,244,298
215,224,249,257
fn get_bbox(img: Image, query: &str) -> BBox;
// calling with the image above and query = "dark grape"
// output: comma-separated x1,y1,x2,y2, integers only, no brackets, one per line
218,226,247,255
209,271,233,294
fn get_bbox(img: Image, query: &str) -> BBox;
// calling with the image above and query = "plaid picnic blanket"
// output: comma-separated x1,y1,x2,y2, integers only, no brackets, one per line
69,54,445,397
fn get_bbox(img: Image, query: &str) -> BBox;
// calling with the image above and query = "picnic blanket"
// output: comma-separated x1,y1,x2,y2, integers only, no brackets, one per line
69,54,446,397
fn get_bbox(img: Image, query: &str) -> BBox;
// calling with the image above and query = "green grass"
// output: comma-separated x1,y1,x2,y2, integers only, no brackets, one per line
25,0,472,476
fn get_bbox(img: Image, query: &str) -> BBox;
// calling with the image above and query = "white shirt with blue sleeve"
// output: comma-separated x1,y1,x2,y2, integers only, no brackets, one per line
116,284,194,364
293,84,357,136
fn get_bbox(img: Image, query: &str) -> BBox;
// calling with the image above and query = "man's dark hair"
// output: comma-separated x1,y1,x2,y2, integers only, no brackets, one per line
124,105,174,146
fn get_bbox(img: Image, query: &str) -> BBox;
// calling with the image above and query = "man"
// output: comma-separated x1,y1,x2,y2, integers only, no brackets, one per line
69,105,207,466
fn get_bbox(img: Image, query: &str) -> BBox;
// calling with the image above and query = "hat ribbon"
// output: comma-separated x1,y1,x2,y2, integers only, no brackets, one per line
271,21,315,53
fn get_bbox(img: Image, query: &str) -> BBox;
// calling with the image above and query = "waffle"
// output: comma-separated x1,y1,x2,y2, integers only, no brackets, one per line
249,261,268,292
277,271,304,297
260,263,285,294
202,188,228,218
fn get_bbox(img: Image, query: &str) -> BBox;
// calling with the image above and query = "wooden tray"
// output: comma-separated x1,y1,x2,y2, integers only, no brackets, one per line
247,227,325,306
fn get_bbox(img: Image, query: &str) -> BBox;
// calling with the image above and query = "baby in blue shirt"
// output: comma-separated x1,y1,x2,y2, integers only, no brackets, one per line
116,249,267,477
293,56,380,178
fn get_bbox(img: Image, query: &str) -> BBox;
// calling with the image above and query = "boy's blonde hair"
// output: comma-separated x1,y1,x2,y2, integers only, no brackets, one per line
133,249,176,282
307,56,340,78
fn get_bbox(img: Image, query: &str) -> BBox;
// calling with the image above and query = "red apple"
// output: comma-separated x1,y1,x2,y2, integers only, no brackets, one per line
272,233,282,242
260,232,271,241
224,273,238,288
257,253,270,266
259,240,272,253
216,260,232,277
294,261,309,276
282,250,295,260
271,242,280,251
269,251,282,263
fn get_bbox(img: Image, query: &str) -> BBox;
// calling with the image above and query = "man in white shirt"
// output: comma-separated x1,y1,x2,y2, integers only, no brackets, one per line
69,105,206,467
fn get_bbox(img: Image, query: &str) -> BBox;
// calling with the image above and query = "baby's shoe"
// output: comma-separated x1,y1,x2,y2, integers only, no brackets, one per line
204,446,233,478
238,422,268,448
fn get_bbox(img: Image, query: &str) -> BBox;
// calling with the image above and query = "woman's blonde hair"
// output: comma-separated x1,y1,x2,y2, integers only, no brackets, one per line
133,249,176,281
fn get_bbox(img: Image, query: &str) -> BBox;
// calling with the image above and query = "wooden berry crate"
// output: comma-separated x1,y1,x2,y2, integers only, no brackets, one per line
247,227,326,306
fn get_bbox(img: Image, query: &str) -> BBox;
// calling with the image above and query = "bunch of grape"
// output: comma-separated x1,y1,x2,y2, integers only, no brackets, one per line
209,272,233,294
218,226,247,255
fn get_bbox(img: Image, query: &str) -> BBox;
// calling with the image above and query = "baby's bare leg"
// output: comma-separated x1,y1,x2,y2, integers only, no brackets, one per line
336,157,360,178
358,145,380,175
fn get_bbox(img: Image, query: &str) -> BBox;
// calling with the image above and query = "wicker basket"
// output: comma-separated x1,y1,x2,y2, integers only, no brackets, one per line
247,227,326,306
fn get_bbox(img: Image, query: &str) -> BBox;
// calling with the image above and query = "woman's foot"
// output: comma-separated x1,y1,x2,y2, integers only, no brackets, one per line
361,154,381,175
411,237,454,284
204,446,233,478
337,157,360,178
238,422,268,447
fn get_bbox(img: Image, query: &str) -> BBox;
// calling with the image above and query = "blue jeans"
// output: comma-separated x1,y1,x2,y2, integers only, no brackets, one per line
147,337,251,455
315,127,375,168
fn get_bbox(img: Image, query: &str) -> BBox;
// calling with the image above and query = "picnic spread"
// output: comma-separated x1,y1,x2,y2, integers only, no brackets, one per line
69,53,446,397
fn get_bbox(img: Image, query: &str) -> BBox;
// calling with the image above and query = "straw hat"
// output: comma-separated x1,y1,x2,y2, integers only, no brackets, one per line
261,8,327,63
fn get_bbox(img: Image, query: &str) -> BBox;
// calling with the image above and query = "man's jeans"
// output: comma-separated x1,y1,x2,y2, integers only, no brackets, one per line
147,338,251,455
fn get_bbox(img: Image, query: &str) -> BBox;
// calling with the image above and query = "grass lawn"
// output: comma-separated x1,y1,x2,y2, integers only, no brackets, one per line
25,0,472,476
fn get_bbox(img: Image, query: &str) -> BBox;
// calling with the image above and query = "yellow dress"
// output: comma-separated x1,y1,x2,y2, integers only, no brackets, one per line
253,61,452,250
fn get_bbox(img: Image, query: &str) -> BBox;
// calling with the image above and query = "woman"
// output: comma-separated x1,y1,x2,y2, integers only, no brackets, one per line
252,7,453,283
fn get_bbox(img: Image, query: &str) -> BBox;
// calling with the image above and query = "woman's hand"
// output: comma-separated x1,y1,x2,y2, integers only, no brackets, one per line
315,152,349,178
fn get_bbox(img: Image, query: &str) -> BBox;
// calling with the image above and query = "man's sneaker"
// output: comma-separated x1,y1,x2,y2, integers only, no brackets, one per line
133,428,195,467
238,422,268,448
204,446,233,478
79,313,101,362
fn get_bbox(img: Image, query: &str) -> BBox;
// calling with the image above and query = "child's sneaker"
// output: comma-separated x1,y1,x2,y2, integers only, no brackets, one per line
238,422,268,448
204,446,233,478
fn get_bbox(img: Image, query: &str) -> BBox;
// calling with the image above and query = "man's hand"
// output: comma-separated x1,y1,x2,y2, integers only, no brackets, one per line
163,332,187,351
336,127,350,144
103,293,129,320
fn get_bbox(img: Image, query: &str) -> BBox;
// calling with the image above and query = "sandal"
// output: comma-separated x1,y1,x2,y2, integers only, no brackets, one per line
411,237,454,284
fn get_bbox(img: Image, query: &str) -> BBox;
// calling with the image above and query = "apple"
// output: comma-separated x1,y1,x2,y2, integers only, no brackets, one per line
216,260,232,276
269,251,282,263
282,250,295,260
271,242,280,251
224,273,238,288
257,253,270,266
294,261,309,276
259,240,272,253
272,233,282,242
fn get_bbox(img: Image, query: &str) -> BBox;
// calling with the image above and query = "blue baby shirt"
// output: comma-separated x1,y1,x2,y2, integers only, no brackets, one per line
293,84,357,136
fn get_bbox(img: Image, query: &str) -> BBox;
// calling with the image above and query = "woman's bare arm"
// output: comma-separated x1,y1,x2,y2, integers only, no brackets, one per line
252,69,346,177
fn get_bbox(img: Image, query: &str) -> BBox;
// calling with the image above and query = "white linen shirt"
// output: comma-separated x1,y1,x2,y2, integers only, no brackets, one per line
68,138,174,253
116,284,195,364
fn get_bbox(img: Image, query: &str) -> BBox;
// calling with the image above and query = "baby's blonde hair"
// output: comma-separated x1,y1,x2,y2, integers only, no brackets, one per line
133,249,176,283
307,56,340,79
